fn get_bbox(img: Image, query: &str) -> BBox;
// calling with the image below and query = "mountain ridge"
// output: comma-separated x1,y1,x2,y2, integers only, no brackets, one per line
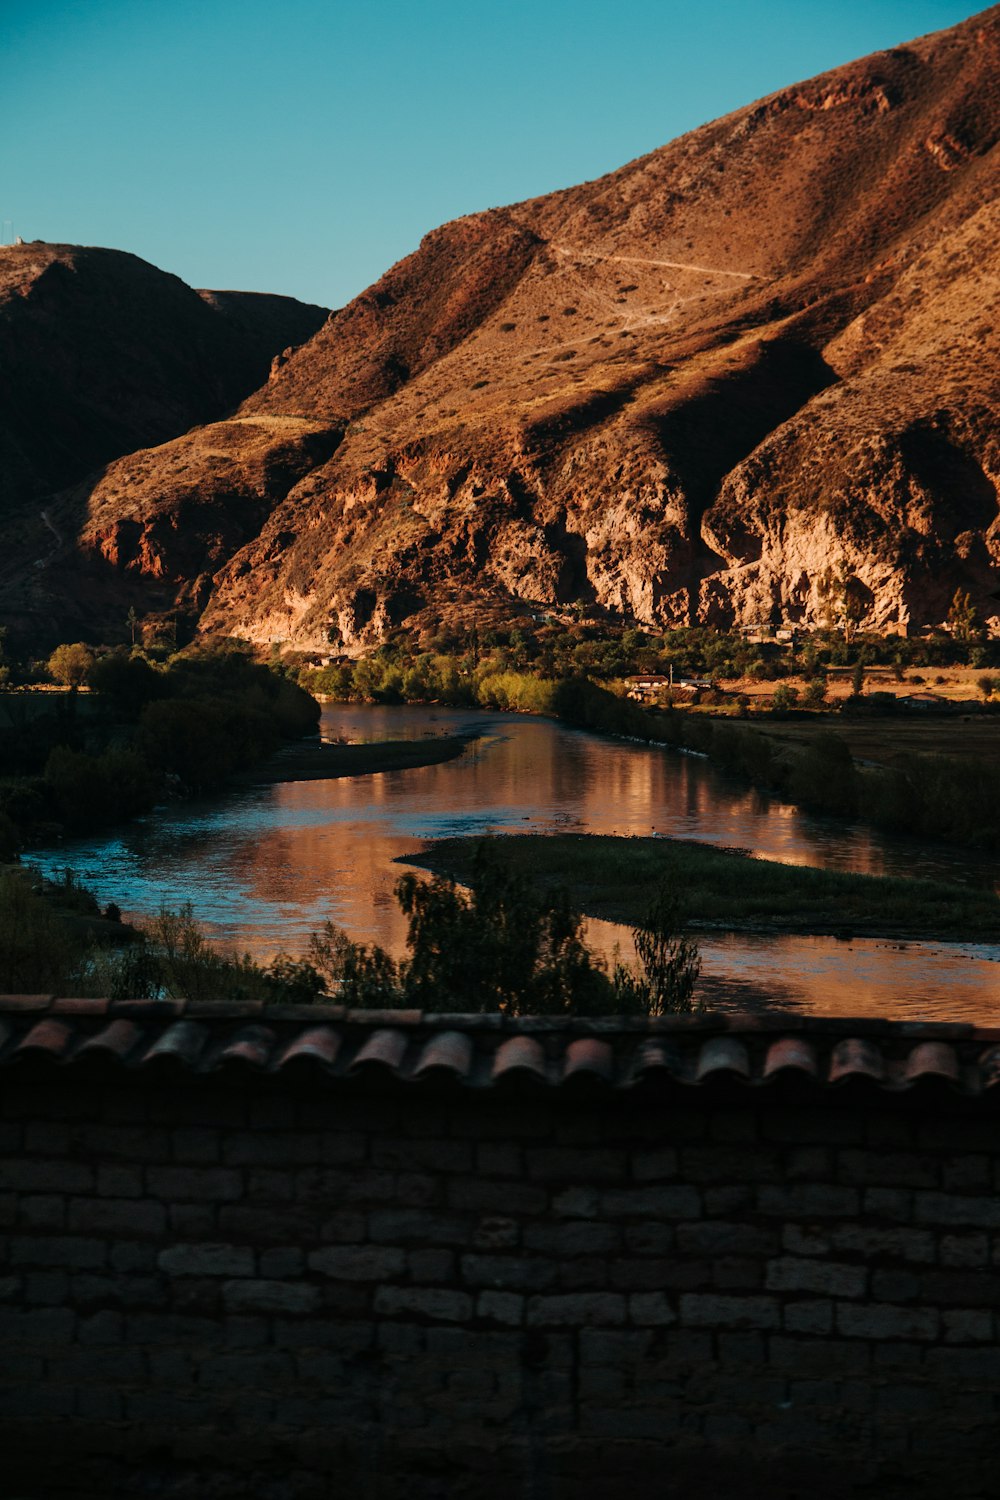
8,4,1000,648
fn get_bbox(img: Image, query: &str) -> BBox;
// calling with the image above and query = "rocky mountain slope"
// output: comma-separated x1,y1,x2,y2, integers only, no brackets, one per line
17,5,1000,647
0,243,327,506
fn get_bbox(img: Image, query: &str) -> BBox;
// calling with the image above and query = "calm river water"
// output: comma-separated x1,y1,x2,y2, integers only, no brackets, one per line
29,705,1000,1021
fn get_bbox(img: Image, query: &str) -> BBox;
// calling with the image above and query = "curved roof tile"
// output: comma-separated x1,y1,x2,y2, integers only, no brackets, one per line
2,998,1000,1100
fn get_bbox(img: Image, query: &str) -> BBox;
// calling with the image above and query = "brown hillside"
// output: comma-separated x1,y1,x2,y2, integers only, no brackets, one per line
0,243,328,506
23,6,1000,647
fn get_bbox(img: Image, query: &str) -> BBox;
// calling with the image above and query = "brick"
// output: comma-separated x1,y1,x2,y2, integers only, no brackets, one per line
704,1185,754,1215
829,1226,935,1263
756,1186,859,1218
471,1216,519,1250
941,1233,989,1268
147,1167,244,1201
78,1310,123,1344
476,1291,525,1325
369,1210,469,1246
783,1300,833,1335
679,1294,780,1330
408,1249,454,1282
769,1337,871,1375
678,1222,778,1256
629,1292,675,1325
17,1194,65,1230
9,1236,107,1269
259,1248,305,1278
0,1159,93,1193
222,1279,320,1314
784,1147,834,1179
0,1307,75,1346
523,1222,620,1256
916,1193,1000,1229
23,1271,68,1304
712,1257,763,1291
680,1147,780,1182
578,1329,652,1363
526,1147,628,1183
943,1155,991,1192
168,1205,217,1238
223,1132,321,1165
0,1275,19,1301
765,1258,867,1298
924,1347,1000,1378
97,1164,143,1198
460,1255,555,1291
319,1210,366,1243
396,1173,440,1208
632,1148,679,1181
199,1351,294,1389
76,1126,171,1160
171,1127,221,1163
526,1293,625,1327
447,1180,548,1215
624,1223,674,1255
309,1246,406,1281
374,1287,472,1321
863,1188,913,1222
68,1198,165,1237
762,1110,862,1145
942,1309,993,1342
73,1273,166,1309
837,1303,939,1341
372,1140,472,1173
921,1271,1000,1307
601,1187,702,1219
110,1241,158,1273
476,1144,520,1177
158,1244,255,1277
837,1150,938,1188
548,1187,598,1220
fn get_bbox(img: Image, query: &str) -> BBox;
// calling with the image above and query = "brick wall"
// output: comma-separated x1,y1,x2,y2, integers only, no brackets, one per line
3,1016,1000,1498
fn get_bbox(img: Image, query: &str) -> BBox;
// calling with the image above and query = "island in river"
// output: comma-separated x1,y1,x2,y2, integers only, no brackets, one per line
405,832,1000,945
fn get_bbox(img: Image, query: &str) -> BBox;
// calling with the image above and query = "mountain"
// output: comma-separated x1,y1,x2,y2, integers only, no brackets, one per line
14,5,1000,648
0,242,328,506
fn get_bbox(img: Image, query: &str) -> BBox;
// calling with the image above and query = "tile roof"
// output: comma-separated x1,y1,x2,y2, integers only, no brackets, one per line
2,994,1000,1096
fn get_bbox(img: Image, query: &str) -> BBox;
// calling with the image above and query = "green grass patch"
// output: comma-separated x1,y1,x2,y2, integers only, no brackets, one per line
405,834,1000,941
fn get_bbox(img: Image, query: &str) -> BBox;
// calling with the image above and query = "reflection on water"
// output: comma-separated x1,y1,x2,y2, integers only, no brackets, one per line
29,706,1000,1022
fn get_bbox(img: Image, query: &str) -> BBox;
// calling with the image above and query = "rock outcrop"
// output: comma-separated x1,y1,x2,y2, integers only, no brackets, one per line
13,6,1000,646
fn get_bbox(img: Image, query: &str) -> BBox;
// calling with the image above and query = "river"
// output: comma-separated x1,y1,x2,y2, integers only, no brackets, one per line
28,705,1000,1021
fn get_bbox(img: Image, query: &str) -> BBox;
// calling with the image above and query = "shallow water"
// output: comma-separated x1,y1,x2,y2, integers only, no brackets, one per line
28,705,1000,1021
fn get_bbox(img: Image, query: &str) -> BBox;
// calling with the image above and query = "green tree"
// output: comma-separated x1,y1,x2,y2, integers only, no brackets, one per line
47,642,94,690
948,589,981,647
612,888,702,1015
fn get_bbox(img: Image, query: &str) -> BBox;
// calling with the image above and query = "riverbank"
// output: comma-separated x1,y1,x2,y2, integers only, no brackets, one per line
405,833,1000,942
238,732,476,785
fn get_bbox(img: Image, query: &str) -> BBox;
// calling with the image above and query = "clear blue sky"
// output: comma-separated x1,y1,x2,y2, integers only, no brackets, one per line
2,0,984,308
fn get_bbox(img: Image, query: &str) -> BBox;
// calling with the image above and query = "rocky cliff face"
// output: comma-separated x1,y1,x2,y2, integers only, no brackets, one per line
17,6,1000,646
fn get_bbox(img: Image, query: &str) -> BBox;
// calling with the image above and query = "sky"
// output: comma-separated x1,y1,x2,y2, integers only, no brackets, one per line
1,0,985,309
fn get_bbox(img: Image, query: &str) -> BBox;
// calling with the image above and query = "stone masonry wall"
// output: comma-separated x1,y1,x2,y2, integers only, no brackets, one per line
3,1069,1000,1498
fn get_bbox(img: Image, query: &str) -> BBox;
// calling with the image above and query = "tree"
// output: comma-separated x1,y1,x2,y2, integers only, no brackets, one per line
948,589,981,647
613,888,702,1015
816,563,869,643
47,642,94,691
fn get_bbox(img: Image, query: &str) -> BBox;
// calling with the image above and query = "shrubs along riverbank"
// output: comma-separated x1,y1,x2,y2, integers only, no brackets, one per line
1,849,702,1017
0,648,321,854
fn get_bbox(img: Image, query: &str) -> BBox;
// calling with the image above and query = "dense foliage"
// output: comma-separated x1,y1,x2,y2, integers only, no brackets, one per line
308,846,702,1016
0,645,320,850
